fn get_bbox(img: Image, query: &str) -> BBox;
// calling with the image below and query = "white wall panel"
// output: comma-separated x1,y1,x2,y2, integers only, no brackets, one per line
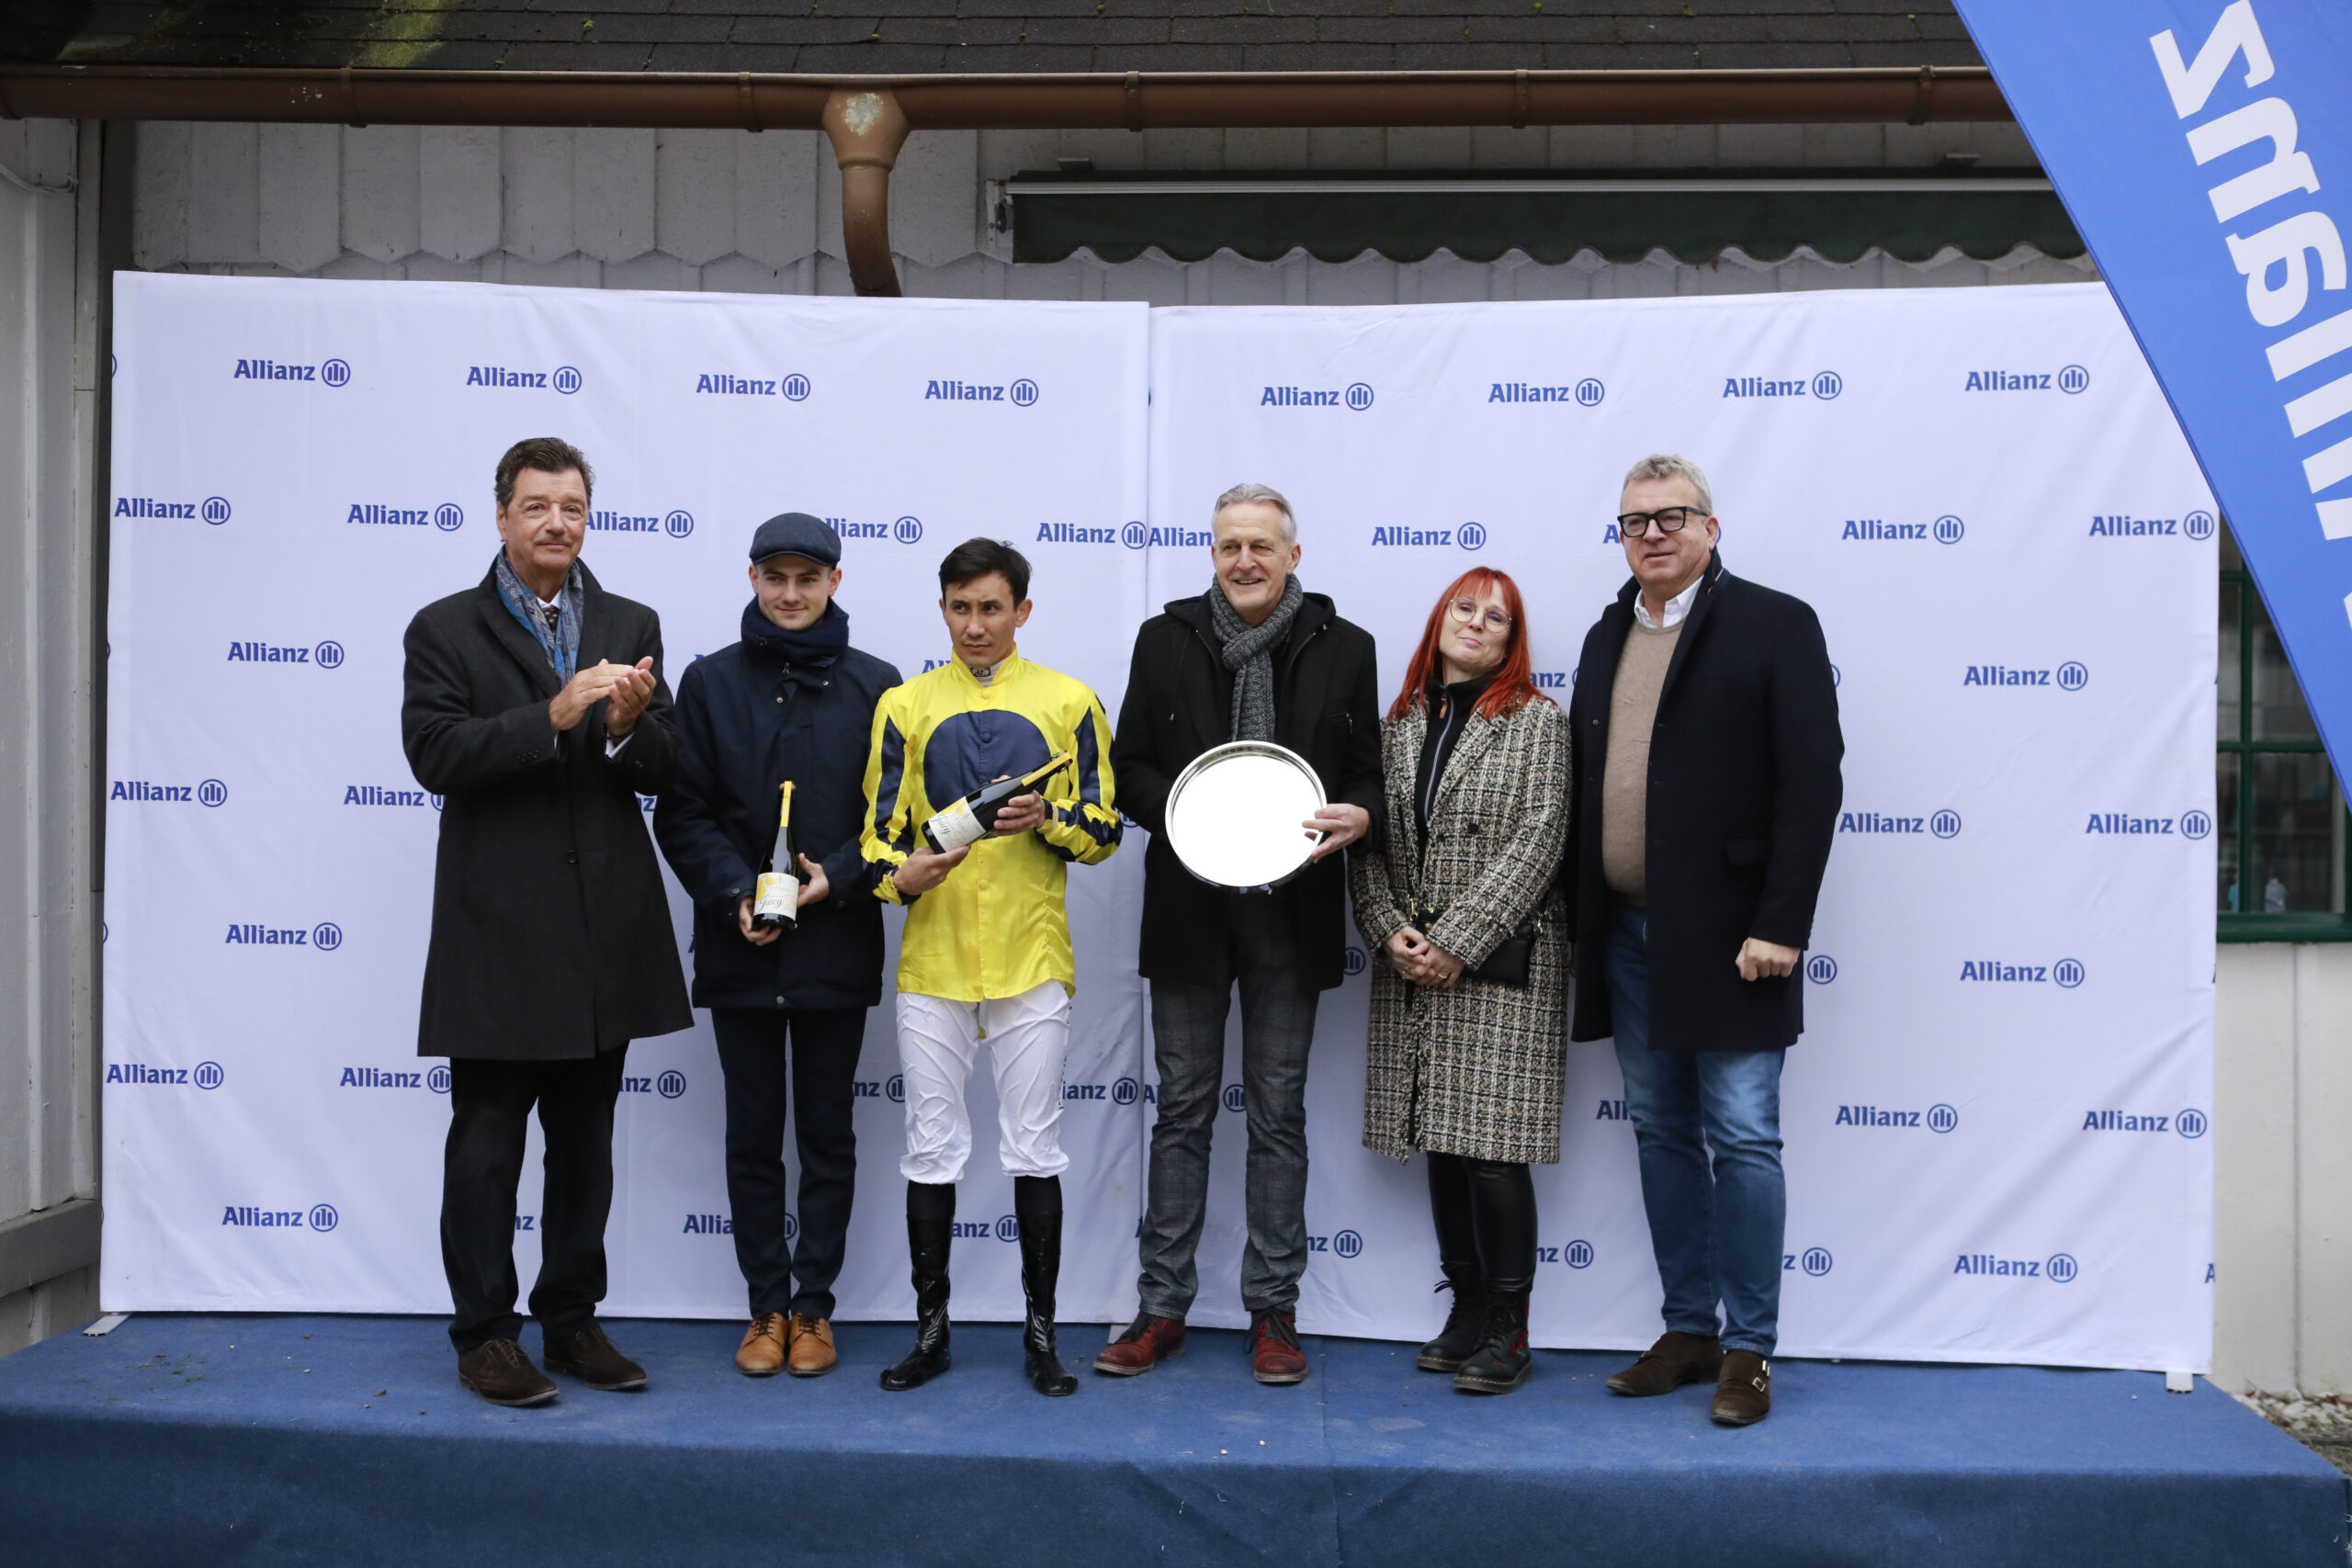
257,125,341,276
574,128,656,265
340,126,418,264
417,127,500,263
186,122,260,264
500,127,576,265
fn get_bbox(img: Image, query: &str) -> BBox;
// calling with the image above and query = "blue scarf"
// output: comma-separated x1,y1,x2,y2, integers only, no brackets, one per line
741,598,849,688
493,551,583,682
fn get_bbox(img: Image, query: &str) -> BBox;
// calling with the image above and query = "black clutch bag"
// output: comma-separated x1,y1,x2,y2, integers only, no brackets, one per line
1411,900,1538,988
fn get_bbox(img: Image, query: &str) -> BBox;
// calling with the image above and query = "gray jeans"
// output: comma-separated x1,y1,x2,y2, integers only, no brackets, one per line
1137,894,1321,1318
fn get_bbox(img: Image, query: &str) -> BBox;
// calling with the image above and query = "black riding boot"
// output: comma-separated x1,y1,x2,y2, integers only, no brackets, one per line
1014,1175,1078,1397
1418,1153,1487,1373
880,1181,955,1392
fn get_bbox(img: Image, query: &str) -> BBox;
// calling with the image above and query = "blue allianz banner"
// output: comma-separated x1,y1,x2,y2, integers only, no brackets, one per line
1955,0,2352,784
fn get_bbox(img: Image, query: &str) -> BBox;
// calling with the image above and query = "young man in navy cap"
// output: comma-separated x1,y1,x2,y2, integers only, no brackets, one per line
654,513,901,1378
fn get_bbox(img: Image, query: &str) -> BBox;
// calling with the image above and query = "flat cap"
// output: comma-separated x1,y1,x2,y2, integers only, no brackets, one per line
748,512,841,568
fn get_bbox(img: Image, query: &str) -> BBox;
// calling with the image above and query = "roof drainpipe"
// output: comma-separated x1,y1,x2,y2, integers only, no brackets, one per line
822,87,910,298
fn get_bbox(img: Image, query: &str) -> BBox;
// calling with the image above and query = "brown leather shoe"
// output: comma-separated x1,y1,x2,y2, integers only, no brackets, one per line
1711,1350,1771,1426
1250,1309,1309,1385
1094,1313,1186,1376
1606,1330,1724,1396
457,1338,558,1407
736,1313,787,1377
542,1324,648,1392
786,1314,837,1377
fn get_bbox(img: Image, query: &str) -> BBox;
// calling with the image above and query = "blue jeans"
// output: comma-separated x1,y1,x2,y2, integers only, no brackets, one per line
1605,903,1786,1356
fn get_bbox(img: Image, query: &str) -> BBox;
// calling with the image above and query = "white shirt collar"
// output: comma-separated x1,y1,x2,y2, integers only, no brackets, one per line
1634,575,1703,631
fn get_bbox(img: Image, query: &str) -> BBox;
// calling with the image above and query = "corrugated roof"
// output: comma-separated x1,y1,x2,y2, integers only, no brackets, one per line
6,1,1984,73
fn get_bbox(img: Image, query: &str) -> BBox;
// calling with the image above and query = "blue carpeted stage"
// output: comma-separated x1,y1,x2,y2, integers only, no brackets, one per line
0,1314,2341,1567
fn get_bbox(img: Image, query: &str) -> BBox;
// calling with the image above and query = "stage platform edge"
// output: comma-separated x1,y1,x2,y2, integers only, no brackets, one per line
0,1314,2341,1568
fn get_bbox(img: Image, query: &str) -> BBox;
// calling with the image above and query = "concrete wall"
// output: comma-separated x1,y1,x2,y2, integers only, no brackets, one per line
0,118,104,1356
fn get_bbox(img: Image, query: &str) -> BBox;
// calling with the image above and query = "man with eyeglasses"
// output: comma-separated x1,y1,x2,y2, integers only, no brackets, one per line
1566,453,1842,1427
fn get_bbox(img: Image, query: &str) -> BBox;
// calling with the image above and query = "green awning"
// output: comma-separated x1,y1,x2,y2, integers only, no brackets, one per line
1003,172,2084,266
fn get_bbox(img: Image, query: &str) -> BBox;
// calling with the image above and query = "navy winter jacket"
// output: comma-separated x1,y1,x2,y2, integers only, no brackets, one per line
654,619,901,1012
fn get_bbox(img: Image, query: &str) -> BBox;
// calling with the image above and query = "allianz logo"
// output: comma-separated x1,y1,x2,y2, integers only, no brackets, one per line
622,1070,688,1099
1783,1248,1834,1277
339,1066,446,1091
113,778,229,807
696,371,809,400
829,515,892,539
108,1061,225,1089
222,1203,339,1232
1541,1240,1596,1268
345,784,441,809
1842,515,1964,545
466,364,582,393
2089,510,2216,540
2084,1107,2208,1138
927,378,1038,406
1534,671,1571,690
1840,810,1962,838
349,502,464,531
226,921,343,950
117,494,232,524
1308,1230,1365,1258
1264,382,1375,411
1962,661,2089,690
1836,1102,1959,1133
683,1213,734,1234
1487,378,1604,406
2086,810,2211,839
234,355,351,387
1370,522,1489,550
1723,371,1841,400
1963,365,2088,393
854,1076,909,1102
229,639,343,668
588,507,694,538
1959,957,2086,987
951,1217,1025,1241
1953,1251,2077,1282
340,1066,451,1092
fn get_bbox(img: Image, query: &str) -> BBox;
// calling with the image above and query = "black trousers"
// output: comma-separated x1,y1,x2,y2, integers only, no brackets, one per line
712,1008,866,1320
440,1047,628,1353
1427,1149,1538,1295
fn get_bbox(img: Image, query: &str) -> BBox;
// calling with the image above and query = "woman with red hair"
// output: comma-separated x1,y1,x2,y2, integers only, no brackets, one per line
1351,567,1572,1395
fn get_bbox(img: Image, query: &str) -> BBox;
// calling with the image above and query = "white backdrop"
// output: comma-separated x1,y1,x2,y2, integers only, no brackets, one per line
101,275,2216,1371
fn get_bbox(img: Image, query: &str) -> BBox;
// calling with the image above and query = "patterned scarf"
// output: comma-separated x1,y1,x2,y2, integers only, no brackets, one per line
1206,573,1304,743
492,549,583,682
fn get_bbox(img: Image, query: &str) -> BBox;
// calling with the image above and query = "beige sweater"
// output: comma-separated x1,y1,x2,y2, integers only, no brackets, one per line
1600,621,1683,905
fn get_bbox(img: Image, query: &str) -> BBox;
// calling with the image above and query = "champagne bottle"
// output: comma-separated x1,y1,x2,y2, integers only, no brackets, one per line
752,781,802,931
922,750,1075,852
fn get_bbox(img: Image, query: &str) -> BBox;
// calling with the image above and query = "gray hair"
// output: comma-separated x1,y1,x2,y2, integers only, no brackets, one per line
1622,453,1713,516
1211,481,1298,546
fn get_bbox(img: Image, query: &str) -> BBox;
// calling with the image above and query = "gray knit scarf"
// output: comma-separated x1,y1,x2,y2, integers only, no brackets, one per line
492,550,584,682
1207,574,1304,743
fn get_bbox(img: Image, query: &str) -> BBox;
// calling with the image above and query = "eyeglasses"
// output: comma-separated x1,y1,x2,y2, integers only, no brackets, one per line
1616,505,1708,537
1445,599,1512,634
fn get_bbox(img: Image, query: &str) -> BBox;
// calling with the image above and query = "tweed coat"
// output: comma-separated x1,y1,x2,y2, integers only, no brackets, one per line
1350,693,1573,1165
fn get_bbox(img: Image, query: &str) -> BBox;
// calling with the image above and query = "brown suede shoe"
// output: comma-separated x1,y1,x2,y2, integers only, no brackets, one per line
736,1313,787,1377
786,1314,837,1377
1606,1331,1724,1396
1094,1313,1186,1377
542,1324,648,1392
457,1338,558,1407
1711,1350,1771,1426
1250,1310,1309,1385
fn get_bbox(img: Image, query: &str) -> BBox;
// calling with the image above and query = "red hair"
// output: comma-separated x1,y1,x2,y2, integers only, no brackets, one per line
1386,568,1549,723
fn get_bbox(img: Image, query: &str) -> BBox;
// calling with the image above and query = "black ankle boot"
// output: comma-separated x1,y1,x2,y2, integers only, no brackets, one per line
880,1182,954,1392
1453,1288,1532,1395
1417,1264,1488,1373
1014,1175,1077,1397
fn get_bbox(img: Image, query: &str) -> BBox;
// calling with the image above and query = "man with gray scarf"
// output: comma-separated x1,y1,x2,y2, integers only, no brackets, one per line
1102,482,1382,1385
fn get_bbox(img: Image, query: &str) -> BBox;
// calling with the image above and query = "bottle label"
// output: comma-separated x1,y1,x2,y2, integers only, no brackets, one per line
752,871,799,924
926,797,987,851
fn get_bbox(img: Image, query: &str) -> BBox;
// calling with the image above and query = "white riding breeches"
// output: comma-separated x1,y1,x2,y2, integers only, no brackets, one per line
895,981,1071,1184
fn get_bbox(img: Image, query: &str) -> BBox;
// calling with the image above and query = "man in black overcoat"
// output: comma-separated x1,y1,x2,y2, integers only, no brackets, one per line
402,436,691,1408
1566,453,1841,1428
1100,482,1382,1386
653,513,900,1380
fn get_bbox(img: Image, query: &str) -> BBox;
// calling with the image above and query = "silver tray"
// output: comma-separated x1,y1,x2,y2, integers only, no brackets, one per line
1164,740,1329,891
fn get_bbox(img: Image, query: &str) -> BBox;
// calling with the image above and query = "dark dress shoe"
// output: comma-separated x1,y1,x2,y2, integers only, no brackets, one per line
542,1324,648,1391
1250,1310,1309,1385
1606,1330,1724,1396
1094,1313,1185,1376
1711,1351,1771,1426
457,1338,558,1407
1453,1290,1532,1396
